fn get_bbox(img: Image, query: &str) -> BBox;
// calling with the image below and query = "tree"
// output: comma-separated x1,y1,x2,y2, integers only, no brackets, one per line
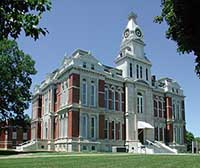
0,0,51,121
185,131,195,152
0,39,37,121
0,0,51,40
155,0,200,78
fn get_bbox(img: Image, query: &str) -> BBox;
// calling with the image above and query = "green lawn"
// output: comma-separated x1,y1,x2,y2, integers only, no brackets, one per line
0,154,199,168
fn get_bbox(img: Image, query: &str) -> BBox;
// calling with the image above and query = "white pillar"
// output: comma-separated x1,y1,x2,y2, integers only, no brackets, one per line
192,141,194,154
125,82,139,153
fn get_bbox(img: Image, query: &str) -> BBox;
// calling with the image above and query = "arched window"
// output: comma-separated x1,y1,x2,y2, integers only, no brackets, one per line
91,116,97,139
140,66,143,79
118,92,122,111
111,90,115,110
146,68,148,81
136,65,139,78
137,92,144,113
104,88,109,110
61,80,68,107
82,79,87,105
90,81,96,106
154,100,158,117
159,101,162,118
81,114,88,138
130,63,133,77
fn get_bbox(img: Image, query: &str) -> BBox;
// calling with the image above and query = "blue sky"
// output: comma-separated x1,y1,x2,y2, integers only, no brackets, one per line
17,0,200,137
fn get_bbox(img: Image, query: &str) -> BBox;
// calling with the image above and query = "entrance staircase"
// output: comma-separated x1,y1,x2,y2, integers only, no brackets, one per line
143,140,177,154
16,139,48,151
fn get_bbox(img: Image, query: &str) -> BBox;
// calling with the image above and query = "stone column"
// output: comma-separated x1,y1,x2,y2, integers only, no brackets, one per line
125,82,139,153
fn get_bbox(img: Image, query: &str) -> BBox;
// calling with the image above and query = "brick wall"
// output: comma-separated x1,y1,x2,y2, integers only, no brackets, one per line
68,73,80,105
98,80,105,108
99,114,105,139
166,97,172,119
68,109,80,138
166,123,173,143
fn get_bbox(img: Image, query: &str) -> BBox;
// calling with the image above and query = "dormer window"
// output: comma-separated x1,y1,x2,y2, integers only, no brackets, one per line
91,64,94,70
83,62,87,68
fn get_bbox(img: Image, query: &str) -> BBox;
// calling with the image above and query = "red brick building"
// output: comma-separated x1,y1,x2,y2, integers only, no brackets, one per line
0,121,31,149
30,12,186,153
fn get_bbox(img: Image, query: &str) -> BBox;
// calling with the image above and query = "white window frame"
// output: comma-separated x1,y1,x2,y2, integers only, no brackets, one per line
91,116,96,139
81,114,88,138
44,93,49,114
137,93,144,113
111,121,115,140
118,92,122,111
23,132,28,140
104,88,109,110
12,132,17,140
61,81,68,107
104,119,108,139
90,81,96,107
111,90,115,110
82,79,87,105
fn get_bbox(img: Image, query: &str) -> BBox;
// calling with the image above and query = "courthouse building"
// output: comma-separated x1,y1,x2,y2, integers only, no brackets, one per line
31,12,186,153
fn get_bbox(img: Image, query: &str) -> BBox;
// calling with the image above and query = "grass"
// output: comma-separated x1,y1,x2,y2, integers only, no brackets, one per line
0,154,200,168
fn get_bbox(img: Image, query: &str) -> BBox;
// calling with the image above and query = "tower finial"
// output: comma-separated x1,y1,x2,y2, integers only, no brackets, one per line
128,12,137,21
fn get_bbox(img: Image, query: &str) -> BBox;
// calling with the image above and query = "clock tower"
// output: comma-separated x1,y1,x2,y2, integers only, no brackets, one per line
115,12,152,82
115,12,153,153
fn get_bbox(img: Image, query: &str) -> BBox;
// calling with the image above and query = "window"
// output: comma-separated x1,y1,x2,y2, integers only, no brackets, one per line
172,102,176,119
91,146,96,151
176,103,180,120
83,62,86,68
154,100,158,117
159,128,163,141
104,88,109,110
45,122,48,139
23,133,28,140
154,127,158,141
136,65,139,78
61,81,68,107
118,92,122,111
91,116,96,139
44,93,48,113
146,68,148,81
82,79,87,105
63,116,68,138
59,114,68,138
116,123,120,140
90,81,96,106
81,115,88,138
12,132,17,140
137,92,144,113
159,101,162,118
130,63,133,77
111,121,115,140
140,66,143,78
111,90,115,110
104,119,108,139
91,64,94,70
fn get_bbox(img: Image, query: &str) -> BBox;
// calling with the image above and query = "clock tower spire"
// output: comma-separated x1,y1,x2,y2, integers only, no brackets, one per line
115,12,152,82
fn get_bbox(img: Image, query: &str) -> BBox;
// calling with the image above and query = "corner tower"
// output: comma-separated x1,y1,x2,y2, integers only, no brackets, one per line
116,12,152,84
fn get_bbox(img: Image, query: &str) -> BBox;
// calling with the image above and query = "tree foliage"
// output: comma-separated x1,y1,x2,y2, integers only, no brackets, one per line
0,0,51,40
185,131,195,152
0,39,37,121
155,0,200,78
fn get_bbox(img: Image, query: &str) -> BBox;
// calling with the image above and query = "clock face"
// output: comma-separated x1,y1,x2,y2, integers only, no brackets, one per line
124,29,129,38
135,28,142,37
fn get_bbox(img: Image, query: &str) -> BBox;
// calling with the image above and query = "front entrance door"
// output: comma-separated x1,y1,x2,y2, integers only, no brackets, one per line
138,129,144,144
